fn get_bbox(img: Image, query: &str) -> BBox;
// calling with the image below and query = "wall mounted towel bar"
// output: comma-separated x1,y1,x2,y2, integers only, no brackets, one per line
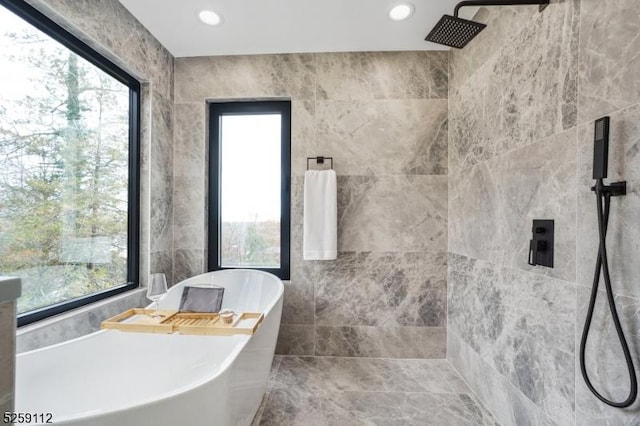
306,156,333,170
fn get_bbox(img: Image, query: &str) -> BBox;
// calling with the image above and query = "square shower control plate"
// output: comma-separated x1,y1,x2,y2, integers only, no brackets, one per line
528,219,554,268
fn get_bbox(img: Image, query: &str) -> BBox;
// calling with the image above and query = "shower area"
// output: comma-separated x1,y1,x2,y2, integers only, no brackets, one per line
446,0,640,424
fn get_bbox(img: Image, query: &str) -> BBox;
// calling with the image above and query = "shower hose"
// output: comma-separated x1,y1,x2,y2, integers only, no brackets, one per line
579,179,638,408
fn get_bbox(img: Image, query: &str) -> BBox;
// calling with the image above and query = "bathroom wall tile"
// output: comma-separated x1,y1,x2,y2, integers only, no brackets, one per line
150,250,174,286
149,169,173,253
173,175,205,251
174,54,316,103
448,253,575,425
149,90,174,253
315,51,447,101
576,104,640,299
281,280,314,325
0,301,15,414
448,330,557,426
338,175,447,252
575,287,640,424
578,0,640,124
275,324,315,356
449,128,577,282
290,101,317,177
310,251,446,327
448,6,538,94
29,0,174,99
449,0,579,171
151,91,174,177
426,51,449,100
314,100,448,176
314,325,445,358
16,290,146,353
173,249,204,284
174,103,206,179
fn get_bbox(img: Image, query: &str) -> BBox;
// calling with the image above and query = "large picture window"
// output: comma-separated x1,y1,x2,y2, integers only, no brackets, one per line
0,0,140,326
208,101,291,280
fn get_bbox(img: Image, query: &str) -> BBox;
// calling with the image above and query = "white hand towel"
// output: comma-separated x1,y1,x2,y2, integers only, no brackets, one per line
303,169,337,260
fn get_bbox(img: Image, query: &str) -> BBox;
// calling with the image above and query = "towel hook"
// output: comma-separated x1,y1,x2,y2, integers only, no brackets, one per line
306,156,333,170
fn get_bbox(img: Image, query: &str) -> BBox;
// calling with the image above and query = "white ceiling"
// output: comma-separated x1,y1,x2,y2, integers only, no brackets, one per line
118,0,477,57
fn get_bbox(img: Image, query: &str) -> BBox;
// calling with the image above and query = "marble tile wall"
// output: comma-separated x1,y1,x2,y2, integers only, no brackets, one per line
448,0,640,424
174,51,449,358
14,0,174,348
0,301,16,414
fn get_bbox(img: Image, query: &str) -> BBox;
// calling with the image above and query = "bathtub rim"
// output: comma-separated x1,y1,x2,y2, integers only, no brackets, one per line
16,269,284,424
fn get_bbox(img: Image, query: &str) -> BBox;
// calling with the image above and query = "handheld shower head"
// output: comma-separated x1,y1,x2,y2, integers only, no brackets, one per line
425,0,549,49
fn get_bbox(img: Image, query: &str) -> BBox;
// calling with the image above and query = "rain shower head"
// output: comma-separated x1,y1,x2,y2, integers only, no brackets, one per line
425,15,486,49
425,0,550,49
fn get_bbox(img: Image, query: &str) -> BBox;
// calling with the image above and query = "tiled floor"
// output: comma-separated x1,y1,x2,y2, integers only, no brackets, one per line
252,356,500,426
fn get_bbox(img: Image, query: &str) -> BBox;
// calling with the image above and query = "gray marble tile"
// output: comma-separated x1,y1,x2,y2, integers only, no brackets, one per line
149,169,173,253
338,175,447,252
275,324,315,356
448,253,575,425
315,51,447,101
281,280,314,325
314,100,448,176
28,0,174,99
315,325,445,358
151,90,174,177
149,90,174,253
150,250,173,286
173,249,204,284
174,54,316,103
578,0,640,124
449,128,577,283
261,389,498,426
309,251,446,327
173,175,205,251
290,101,317,177
448,0,579,171
174,103,206,179
448,6,538,94
575,287,640,424
273,357,469,394
576,104,640,299
260,356,495,426
0,301,15,414
448,330,557,426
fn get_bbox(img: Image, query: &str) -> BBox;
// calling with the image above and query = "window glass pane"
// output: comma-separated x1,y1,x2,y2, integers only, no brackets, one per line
219,114,281,268
0,5,130,314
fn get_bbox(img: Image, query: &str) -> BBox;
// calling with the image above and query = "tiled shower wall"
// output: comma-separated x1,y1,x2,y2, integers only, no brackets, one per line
447,0,640,424
173,52,449,358
16,0,174,350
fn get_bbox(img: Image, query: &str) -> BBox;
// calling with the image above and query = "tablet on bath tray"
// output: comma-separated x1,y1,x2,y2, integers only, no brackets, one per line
179,285,224,313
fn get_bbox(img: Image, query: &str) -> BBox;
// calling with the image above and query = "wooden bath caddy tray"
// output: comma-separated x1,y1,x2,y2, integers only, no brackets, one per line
101,309,264,336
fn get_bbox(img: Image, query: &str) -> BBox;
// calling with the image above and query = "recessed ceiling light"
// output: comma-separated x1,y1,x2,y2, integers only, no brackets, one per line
198,10,223,26
389,3,415,22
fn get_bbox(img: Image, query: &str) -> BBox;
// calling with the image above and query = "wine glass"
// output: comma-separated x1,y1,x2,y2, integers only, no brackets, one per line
147,273,168,318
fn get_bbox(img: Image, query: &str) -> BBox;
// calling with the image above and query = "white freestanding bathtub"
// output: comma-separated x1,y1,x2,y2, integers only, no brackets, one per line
15,269,283,426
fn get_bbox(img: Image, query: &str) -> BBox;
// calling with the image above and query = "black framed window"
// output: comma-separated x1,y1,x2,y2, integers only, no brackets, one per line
0,0,140,326
208,101,291,280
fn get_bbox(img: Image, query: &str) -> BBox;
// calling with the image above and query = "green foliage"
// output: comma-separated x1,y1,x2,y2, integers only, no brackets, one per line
0,19,130,313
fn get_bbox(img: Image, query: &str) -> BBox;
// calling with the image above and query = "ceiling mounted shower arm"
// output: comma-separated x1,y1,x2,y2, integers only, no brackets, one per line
453,0,549,17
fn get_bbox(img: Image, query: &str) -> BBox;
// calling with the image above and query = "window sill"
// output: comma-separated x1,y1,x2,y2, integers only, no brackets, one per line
17,287,144,335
